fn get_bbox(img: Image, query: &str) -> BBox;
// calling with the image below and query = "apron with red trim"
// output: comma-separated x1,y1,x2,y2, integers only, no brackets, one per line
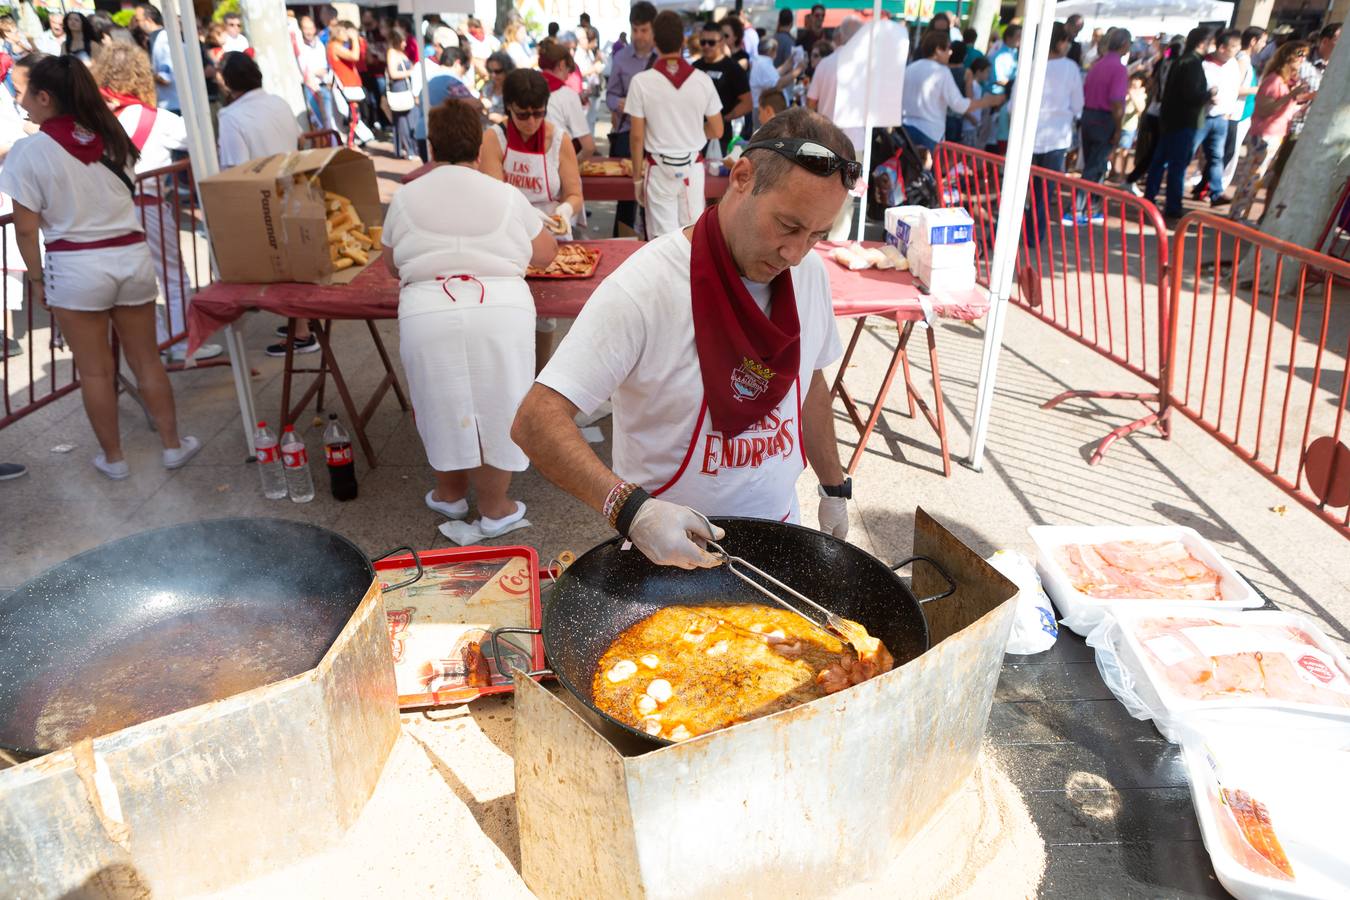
499,119,556,212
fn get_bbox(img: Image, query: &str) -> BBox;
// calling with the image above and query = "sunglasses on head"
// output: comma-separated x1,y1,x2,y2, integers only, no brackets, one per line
745,138,862,189
511,107,547,120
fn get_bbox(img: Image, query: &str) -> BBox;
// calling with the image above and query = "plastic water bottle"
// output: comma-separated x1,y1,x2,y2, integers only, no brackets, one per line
323,413,358,502
254,421,288,500
280,425,315,503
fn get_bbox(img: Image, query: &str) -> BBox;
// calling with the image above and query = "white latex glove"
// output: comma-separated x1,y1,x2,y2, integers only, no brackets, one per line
553,201,574,238
627,499,725,569
632,177,645,208
817,496,849,540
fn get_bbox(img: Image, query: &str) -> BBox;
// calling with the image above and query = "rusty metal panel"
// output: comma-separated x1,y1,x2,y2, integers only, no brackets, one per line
514,673,646,900
914,507,1019,645
0,583,400,898
513,511,1018,899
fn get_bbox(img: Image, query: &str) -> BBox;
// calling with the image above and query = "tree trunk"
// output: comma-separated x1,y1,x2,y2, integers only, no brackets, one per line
239,0,307,122
966,0,1002,53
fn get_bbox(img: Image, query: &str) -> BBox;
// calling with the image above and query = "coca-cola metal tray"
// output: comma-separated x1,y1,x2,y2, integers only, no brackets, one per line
374,546,547,708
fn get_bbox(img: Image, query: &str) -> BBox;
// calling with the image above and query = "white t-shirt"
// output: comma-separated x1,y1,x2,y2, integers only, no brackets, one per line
546,88,587,143
0,132,142,243
383,164,542,292
749,54,779,108
296,37,331,86
115,105,188,174
221,33,251,53
1204,57,1242,119
537,231,843,491
901,58,971,144
805,52,863,151
467,33,499,62
625,67,721,157
1029,57,1083,153
218,89,302,169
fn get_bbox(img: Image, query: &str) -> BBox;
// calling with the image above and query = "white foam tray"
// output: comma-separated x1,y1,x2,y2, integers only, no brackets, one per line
1028,524,1262,635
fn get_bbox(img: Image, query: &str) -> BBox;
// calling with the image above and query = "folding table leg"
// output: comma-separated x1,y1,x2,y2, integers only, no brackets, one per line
309,321,379,466
366,320,410,411
844,320,911,476
279,317,298,427
925,325,952,477
831,317,868,434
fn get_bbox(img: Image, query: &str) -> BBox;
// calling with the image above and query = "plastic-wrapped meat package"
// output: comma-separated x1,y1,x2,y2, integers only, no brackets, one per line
1133,617,1350,709
1053,540,1222,601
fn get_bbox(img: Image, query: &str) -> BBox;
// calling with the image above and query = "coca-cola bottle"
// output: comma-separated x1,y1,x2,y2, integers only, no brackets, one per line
323,413,358,501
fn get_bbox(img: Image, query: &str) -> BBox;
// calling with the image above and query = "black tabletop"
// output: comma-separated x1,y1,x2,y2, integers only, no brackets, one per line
992,628,1231,898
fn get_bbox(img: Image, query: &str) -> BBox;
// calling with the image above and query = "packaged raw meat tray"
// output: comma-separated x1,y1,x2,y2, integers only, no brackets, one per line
1029,525,1261,635
1088,607,1350,742
1180,725,1350,900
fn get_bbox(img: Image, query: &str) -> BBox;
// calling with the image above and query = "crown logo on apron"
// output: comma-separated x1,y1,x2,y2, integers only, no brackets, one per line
731,357,774,401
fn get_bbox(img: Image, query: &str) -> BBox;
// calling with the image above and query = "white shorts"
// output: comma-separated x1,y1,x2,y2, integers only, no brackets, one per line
44,242,158,312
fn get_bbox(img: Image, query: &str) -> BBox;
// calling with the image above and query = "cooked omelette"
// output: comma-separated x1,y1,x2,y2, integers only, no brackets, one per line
592,603,887,742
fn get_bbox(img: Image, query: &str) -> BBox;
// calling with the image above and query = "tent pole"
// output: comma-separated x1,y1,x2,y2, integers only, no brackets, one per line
852,0,884,242
965,0,1055,471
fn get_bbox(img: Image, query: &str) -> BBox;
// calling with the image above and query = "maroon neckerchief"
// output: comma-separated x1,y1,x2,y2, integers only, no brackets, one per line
689,206,800,439
505,117,545,153
653,53,695,88
40,115,104,164
542,70,568,93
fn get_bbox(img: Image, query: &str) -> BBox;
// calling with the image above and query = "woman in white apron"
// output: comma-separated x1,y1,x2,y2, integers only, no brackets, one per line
384,100,556,534
479,68,583,371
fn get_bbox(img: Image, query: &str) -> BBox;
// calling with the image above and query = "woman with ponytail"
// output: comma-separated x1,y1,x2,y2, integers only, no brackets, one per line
0,56,200,480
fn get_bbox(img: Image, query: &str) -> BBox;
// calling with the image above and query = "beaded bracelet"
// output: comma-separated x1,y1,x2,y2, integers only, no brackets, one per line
602,480,631,524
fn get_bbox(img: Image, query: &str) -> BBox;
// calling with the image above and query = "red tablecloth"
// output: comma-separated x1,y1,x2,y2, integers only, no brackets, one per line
402,157,731,203
186,240,987,354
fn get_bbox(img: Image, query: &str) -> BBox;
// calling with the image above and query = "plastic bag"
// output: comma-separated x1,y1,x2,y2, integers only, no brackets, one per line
987,550,1058,655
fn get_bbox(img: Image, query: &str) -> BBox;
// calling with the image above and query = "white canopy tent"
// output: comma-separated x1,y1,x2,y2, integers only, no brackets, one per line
1053,0,1234,39
965,0,1056,470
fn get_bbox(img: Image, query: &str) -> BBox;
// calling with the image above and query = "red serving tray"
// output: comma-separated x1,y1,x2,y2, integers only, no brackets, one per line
526,248,602,280
373,545,549,709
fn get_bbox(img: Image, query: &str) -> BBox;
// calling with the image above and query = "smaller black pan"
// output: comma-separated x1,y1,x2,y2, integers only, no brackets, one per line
493,517,954,748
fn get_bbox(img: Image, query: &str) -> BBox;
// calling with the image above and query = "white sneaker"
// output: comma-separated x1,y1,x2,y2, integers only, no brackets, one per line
94,453,130,480
478,502,528,537
425,490,469,519
168,343,223,362
163,435,201,469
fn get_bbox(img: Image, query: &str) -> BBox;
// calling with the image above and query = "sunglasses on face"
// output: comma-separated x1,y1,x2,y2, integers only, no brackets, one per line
745,138,862,189
487,67,503,74
700,38,719,46
511,107,547,120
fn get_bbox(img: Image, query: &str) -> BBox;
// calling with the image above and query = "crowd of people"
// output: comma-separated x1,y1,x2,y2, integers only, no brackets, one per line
0,4,1341,542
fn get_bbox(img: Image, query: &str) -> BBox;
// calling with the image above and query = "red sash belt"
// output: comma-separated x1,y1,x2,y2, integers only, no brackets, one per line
45,232,146,253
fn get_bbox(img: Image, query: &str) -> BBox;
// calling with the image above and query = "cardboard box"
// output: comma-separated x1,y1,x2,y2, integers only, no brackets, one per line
913,206,974,246
910,242,977,293
884,204,926,252
199,148,382,284
514,509,1019,899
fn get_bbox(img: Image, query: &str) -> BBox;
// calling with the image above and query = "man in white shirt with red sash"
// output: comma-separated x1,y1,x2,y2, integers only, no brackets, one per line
627,10,723,239
513,107,860,569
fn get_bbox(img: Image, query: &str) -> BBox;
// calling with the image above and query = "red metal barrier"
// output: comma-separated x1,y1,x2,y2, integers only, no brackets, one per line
1,160,214,430
1166,212,1350,538
933,142,1173,462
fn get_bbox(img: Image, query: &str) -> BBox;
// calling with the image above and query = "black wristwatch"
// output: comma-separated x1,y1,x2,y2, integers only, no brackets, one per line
818,477,852,499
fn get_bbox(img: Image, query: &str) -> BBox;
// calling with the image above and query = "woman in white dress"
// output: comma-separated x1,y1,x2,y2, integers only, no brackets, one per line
383,100,555,532
478,68,581,369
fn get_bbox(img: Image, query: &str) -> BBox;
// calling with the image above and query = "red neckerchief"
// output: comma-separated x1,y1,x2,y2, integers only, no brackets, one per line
467,26,485,41
505,117,545,154
689,206,800,438
100,87,144,114
40,115,104,165
653,53,695,88
542,71,568,93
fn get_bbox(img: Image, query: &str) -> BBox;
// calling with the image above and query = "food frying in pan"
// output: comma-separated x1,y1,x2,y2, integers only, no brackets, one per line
591,603,893,742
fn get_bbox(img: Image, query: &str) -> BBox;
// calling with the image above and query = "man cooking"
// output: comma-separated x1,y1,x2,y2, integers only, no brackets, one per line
626,11,723,239
512,107,859,570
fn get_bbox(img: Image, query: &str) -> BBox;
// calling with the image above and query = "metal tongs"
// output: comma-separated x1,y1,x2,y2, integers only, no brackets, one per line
692,512,875,652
